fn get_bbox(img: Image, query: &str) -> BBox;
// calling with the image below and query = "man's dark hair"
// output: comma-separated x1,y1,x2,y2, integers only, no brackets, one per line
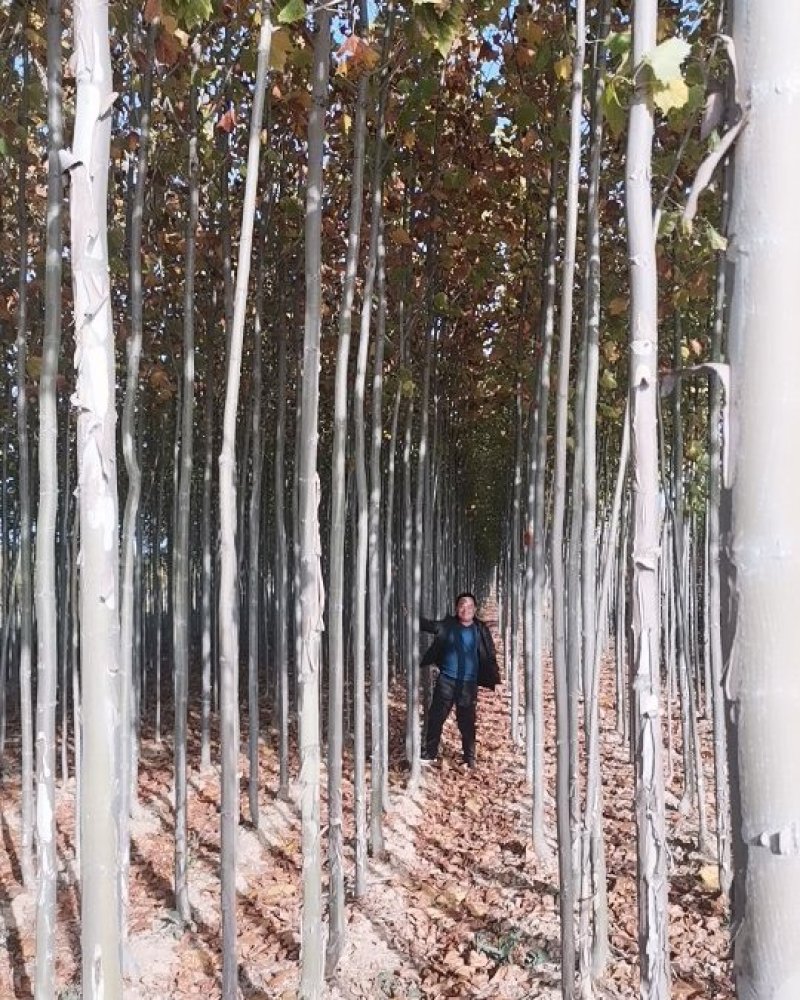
455,591,477,606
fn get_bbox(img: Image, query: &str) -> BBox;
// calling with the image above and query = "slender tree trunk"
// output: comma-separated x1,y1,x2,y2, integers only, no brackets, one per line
326,43,369,975
297,13,331,998
200,355,214,769
626,1,669,995
69,1,123,993
173,63,199,926
15,33,35,894
529,157,558,862
247,249,266,828
369,210,388,858
34,2,63,990
551,5,586,992
217,9,274,996
409,322,434,789
354,45,390,889
707,171,731,896
119,15,155,945
578,7,611,986
728,3,800,994
275,301,290,799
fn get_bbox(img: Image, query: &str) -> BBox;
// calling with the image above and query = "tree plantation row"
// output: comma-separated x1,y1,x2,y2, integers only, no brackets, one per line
0,0,797,998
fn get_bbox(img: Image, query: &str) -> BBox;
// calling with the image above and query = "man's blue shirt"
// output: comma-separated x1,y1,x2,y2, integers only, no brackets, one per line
439,621,479,683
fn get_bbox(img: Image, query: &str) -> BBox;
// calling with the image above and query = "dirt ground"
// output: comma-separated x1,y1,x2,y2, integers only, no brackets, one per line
0,619,732,999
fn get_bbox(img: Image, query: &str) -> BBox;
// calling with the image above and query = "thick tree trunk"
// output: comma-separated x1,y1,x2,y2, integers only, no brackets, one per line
297,12,330,998
728,2,800,995
35,1,64,990
68,1,123,994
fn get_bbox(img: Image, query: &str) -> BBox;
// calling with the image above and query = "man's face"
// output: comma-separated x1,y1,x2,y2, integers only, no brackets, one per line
456,596,476,625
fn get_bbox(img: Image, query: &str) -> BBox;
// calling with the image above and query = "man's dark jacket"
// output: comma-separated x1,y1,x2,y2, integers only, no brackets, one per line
420,615,501,690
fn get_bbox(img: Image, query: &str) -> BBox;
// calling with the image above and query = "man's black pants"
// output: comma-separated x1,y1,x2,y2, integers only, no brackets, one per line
423,674,478,762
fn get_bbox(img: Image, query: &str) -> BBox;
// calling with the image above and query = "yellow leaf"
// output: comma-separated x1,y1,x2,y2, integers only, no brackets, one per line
342,112,352,134
608,296,628,316
389,227,413,246
401,130,416,149
654,76,690,114
270,29,293,72
516,14,544,45
554,54,572,81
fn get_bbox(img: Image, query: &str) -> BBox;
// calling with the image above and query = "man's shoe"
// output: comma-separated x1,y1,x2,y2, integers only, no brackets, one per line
463,756,476,771
420,752,437,766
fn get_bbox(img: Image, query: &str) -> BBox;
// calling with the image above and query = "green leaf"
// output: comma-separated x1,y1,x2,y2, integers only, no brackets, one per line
415,3,464,59
514,96,537,129
606,28,631,70
706,223,728,252
165,0,213,29
602,77,627,137
277,0,306,25
646,36,691,86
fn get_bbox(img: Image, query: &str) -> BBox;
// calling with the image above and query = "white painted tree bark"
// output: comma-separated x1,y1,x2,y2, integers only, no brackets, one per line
35,1,64,992
550,4,585,994
728,3,800,996
65,1,122,995
625,1,669,996
217,4,274,995
298,12,331,996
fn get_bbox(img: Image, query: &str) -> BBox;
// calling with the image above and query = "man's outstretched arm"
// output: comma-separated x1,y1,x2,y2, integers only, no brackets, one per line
419,616,441,634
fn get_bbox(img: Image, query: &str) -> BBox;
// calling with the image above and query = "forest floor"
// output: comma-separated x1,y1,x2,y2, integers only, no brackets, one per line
0,613,733,999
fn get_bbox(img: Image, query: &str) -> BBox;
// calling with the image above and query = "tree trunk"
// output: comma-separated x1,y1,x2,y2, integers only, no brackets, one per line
326,44,369,974
551,4,586,992
173,62,199,926
297,12,330,998
529,156,558,862
247,248,266,829
15,32,35,894
728,2,800,994
119,15,155,944
34,1,64,990
625,1,669,995
217,7,274,996
69,1,123,993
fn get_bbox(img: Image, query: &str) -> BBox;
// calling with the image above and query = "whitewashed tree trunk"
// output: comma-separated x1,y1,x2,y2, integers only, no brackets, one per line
67,1,123,994
297,11,331,997
529,157,558,862
15,37,35,895
550,4,585,993
326,54,369,976
217,6,274,996
35,1,63,991
625,1,669,995
728,2,800,995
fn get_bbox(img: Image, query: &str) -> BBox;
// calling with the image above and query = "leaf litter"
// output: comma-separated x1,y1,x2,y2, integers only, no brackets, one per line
0,611,732,998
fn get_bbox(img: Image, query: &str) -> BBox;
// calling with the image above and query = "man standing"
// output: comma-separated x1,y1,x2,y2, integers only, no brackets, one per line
419,592,500,769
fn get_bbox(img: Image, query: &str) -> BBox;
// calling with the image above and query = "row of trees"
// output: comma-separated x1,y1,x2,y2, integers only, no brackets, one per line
0,0,797,997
